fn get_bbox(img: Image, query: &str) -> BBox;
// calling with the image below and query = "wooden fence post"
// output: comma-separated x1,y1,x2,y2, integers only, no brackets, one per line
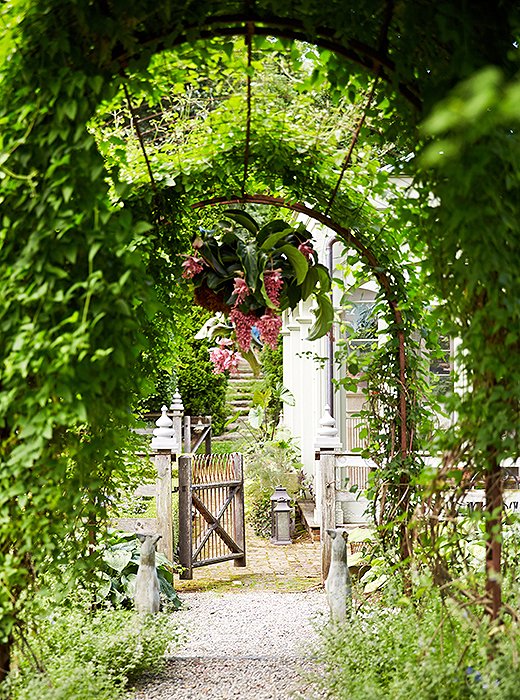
320,452,337,582
183,415,191,453
233,453,246,568
204,417,212,455
178,455,193,580
154,450,174,562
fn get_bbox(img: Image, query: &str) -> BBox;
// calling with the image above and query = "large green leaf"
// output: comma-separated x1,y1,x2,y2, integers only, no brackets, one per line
260,228,294,251
306,294,334,341
237,241,259,288
278,244,308,284
240,348,262,377
256,219,291,246
103,548,133,573
301,266,318,300
222,209,259,235
201,239,228,276
314,263,332,293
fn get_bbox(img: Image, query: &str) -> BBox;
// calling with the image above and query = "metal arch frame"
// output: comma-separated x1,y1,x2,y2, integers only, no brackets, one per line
121,15,421,109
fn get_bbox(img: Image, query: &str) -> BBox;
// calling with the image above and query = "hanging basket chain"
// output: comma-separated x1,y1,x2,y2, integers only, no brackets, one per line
241,22,254,197
123,82,158,193
324,72,380,217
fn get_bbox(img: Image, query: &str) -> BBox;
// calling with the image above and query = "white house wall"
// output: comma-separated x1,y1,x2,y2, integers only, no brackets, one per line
281,299,328,481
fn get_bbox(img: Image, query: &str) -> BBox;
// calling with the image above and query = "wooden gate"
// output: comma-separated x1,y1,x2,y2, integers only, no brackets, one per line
178,453,246,579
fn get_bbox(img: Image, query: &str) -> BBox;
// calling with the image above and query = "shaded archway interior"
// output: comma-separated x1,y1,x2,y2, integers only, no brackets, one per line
113,26,415,462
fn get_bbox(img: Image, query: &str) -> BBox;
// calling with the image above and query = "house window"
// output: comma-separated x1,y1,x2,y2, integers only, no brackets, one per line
429,334,453,395
343,301,378,356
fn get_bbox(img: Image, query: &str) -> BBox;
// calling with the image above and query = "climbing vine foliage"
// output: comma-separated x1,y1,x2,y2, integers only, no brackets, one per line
0,0,519,677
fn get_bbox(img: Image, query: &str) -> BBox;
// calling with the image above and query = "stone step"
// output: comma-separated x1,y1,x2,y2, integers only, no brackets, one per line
228,378,258,386
227,406,248,415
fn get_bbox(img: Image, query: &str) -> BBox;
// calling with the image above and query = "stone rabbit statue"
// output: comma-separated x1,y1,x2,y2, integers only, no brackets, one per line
325,528,352,623
134,533,162,615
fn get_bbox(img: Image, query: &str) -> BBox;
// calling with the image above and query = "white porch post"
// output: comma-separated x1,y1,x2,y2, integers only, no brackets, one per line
169,391,184,452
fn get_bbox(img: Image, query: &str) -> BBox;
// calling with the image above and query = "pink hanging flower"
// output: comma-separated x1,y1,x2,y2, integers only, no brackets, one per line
232,277,250,305
181,255,205,279
298,241,314,261
209,345,240,374
230,307,257,353
263,269,284,307
256,310,283,350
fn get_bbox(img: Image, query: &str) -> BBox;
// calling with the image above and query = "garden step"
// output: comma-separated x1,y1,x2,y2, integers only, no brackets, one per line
226,384,259,394
227,404,249,412
221,359,264,434
227,379,259,387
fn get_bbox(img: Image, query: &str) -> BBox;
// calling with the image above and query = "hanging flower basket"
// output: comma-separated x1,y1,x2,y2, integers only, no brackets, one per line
181,209,333,373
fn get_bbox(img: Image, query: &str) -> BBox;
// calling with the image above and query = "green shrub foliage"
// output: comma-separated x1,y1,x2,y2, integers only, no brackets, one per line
2,607,181,700
314,591,520,700
173,314,229,435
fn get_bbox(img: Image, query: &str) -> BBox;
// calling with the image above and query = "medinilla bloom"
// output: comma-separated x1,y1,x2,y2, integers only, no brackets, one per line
298,242,314,261
232,277,250,305
256,310,283,350
263,269,283,307
230,307,257,352
209,341,240,374
181,255,205,279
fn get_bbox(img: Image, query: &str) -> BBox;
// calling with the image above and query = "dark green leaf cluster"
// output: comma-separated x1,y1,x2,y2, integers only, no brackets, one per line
186,209,333,340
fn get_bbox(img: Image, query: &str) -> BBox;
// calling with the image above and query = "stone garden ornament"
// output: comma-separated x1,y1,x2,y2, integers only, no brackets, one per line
325,529,352,623
134,533,162,615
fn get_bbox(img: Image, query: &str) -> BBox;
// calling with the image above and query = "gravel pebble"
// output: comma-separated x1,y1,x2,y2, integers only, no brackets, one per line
133,590,328,699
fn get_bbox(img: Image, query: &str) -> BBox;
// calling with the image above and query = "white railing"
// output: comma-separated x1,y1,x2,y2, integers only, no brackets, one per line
345,416,369,452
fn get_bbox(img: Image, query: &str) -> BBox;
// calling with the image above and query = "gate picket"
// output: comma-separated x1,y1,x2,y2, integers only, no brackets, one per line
178,453,246,580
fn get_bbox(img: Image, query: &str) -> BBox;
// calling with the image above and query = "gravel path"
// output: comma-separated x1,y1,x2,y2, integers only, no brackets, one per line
133,590,329,699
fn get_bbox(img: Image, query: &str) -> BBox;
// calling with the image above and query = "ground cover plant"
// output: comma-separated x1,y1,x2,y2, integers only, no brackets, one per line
93,531,182,610
314,515,520,698
314,583,520,700
1,604,181,700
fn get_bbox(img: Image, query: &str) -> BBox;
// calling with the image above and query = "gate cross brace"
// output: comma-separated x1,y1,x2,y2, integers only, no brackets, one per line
192,487,242,560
